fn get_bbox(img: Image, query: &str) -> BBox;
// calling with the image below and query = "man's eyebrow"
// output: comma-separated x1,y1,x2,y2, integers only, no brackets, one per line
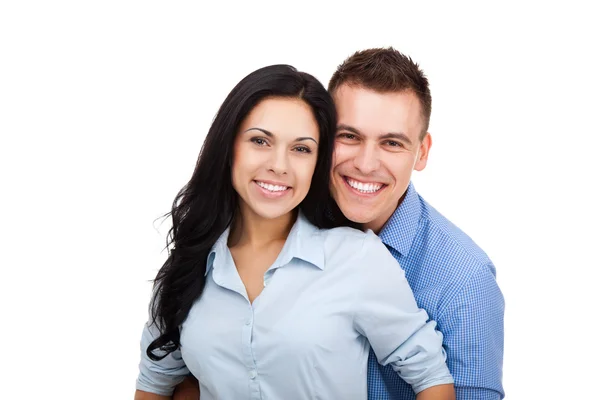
380,132,413,146
244,128,318,144
338,124,413,146
336,124,362,136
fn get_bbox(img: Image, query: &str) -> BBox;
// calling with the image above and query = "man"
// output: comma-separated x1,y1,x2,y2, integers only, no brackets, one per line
173,47,505,399
327,48,504,399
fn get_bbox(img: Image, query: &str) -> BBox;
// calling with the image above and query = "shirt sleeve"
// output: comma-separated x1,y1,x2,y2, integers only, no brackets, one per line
136,317,190,396
438,263,505,399
352,232,454,394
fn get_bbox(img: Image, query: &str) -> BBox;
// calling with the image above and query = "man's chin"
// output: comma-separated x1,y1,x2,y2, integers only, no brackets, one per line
338,207,376,226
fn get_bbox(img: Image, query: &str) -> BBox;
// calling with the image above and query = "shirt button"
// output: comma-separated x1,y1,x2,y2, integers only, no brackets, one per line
245,319,251,326
249,370,257,379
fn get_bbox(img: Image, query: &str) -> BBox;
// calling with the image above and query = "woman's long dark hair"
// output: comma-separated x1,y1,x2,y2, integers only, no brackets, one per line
147,65,345,360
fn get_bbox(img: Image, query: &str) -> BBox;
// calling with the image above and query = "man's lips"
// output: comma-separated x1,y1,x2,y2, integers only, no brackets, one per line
342,176,387,195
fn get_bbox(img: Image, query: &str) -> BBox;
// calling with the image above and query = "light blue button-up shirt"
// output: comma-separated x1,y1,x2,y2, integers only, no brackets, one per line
137,213,453,399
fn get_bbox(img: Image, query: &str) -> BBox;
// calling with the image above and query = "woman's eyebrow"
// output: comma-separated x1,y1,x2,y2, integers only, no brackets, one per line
245,128,317,144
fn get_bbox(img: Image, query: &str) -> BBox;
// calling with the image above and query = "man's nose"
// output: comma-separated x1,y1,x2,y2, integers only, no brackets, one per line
352,143,380,174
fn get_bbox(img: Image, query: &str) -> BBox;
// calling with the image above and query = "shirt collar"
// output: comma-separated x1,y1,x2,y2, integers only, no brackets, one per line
205,212,325,276
273,212,325,271
205,225,230,276
378,182,422,257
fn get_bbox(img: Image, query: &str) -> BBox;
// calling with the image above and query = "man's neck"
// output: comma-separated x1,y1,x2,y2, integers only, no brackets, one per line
362,189,409,234
363,212,392,234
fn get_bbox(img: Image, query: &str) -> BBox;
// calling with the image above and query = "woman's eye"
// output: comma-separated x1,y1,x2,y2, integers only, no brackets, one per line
251,137,268,146
294,146,311,153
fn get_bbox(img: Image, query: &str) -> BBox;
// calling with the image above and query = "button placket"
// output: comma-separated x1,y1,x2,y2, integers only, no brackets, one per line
241,305,254,365
244,304,261,398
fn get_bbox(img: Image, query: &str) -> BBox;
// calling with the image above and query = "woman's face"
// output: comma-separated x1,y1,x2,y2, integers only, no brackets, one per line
232,97,320,221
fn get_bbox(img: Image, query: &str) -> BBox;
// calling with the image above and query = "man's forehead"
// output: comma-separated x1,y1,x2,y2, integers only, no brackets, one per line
333,86,424,137
335,112,422,140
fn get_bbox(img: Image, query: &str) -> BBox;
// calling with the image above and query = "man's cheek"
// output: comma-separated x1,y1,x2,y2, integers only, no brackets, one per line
332,143,352,169
331,145,341,169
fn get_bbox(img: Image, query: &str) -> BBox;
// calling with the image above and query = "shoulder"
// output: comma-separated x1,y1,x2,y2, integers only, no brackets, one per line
317,226,369,261
317,226,397,271
415,197,495,275
318,226,386,253
318,225,368,242
407,196,501,312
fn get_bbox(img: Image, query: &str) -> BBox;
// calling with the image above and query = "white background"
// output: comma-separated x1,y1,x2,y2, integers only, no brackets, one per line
1,1,598,398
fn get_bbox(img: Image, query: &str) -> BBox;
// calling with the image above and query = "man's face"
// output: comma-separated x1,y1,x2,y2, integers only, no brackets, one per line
330,84,432,233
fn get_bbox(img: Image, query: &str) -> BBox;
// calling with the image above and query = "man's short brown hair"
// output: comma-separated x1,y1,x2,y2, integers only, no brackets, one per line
329,47,432,139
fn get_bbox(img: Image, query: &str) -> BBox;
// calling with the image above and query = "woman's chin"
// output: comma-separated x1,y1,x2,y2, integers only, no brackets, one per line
246,203,299,221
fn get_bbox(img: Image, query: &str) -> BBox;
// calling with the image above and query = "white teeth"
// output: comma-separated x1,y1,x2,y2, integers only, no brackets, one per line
257,181,288,192
346,178,382,193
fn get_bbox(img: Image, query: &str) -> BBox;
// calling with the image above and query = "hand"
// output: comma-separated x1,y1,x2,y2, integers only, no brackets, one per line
172,375,200,400
416,384,455,400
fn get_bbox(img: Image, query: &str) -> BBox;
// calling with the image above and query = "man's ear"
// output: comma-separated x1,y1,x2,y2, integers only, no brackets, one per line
414,132,432,171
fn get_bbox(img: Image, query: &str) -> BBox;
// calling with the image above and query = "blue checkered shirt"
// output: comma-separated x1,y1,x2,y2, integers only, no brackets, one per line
367,183,505,399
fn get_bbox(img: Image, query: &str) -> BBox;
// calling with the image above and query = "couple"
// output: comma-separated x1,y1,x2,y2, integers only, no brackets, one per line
135,48,505,400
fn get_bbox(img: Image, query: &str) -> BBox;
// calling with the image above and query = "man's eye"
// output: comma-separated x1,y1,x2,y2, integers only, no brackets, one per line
385,141,402,147
338,133,356,140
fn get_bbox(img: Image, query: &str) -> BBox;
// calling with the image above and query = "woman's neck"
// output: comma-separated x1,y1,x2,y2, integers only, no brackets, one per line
228,206,297,249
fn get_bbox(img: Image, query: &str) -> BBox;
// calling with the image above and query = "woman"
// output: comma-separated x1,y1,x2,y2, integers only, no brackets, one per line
135,65,455,400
